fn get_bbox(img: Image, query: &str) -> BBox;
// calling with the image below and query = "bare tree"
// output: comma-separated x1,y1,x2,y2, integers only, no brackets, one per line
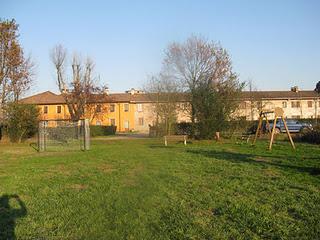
163,35,243,138
144,74,182,135
51,45,107,121
0,19,34,106
245,79,264,121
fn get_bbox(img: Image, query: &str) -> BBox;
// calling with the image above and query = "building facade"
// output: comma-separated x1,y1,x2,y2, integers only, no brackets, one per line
20,88,320,133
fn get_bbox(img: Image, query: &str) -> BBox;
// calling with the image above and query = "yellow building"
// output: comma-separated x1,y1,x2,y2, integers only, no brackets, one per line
20,88,320,133
20,89,153,132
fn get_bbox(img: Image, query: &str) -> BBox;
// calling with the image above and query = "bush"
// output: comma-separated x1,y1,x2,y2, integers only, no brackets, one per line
90,125,117,137
219,119,259,139
175,122,193,136
294,125,320,144
4,103,39,143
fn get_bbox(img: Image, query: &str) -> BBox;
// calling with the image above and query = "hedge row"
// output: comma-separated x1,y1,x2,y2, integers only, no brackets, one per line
90,125,117,137
294,125,320,144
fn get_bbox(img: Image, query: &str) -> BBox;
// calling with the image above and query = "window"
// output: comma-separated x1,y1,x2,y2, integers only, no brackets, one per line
291,101,301,108
96,121,101,126
110,119,115,126
110,104,115,112
282,101,287,108
257,102,263,109
307,101,313,108
43,106,48,114
124,120,129,129
96,104,102,113
239,102,246,109
137,104,143,112
56,105,62,114
138,117,144,126
124,103,129,112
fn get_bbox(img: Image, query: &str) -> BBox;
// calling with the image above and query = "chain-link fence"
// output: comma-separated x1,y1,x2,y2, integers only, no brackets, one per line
38,119,90,152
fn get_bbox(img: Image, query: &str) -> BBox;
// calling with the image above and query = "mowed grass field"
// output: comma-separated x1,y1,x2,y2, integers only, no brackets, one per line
1,138,320,239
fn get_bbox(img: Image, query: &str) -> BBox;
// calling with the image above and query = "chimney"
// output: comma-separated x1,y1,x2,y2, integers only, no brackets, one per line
103,88,109,95
291,86,299,93
125,88,144,95
126,88,136,95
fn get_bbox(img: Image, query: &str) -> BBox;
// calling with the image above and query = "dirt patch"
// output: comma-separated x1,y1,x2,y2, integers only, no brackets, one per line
123,164,144,186
97,163,115,174
69,184,87,190
254,156,271,163
45,164,73,177
263,168,281,178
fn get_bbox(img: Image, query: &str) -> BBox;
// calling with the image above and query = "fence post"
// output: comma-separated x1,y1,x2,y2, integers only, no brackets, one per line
38,121,45,152
84,119,90,150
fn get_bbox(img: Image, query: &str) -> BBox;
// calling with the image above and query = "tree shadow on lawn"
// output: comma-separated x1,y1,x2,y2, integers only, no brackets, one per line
187,149,320,176
0,194,27,240
148,143,192,149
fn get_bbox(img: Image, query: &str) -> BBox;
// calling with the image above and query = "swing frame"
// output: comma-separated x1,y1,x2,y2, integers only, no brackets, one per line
252,107,295,150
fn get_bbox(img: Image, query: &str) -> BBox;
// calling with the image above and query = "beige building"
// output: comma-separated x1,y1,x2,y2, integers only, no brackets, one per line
21,88,320,133
237,89,320,120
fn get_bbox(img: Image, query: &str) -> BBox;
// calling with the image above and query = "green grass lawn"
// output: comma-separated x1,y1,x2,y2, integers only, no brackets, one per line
1,138,320,239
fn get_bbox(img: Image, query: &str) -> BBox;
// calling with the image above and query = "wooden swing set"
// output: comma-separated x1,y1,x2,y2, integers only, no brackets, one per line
252,107,295,150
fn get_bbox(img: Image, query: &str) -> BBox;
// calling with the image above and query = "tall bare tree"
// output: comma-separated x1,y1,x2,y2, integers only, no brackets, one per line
0,19,34,107
163,35,243,138
144,74,182,135
245,79,264,121
51,45,107,121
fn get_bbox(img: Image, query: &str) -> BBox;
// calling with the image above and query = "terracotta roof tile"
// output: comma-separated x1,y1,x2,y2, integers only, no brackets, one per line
240,90,319,100
19,91,65,104
20,90,320,105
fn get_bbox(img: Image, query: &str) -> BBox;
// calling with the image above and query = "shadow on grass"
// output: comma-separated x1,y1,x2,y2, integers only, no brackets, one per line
29,142,39,152
0,194,27,240
149,141,193,149
149,145,176,149
187,149,320,176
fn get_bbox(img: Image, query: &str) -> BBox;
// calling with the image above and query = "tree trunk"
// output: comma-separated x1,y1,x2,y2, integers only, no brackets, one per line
215,131,220,141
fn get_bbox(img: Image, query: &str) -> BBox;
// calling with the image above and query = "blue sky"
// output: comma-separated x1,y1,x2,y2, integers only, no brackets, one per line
1,0,320,95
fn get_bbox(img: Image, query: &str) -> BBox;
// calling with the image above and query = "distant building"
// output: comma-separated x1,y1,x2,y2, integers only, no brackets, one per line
20,87,320,133
237,88,320,121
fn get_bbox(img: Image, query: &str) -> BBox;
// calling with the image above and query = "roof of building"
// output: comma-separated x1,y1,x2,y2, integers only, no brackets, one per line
20,90,320,105
19,91,65,104
19,91,154,104
240,90,319,100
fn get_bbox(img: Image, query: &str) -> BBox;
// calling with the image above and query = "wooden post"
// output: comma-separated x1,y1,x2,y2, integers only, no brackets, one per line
265,116,271,133
252,116,263,145
281,116,296,150
215,132,220,141
269,117,277,150
164,136,167,146
84,119,90,151
183,136,187,146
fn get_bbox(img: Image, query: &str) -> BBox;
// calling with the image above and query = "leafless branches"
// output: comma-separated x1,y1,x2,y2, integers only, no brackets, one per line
144,74,182,135
51,44,107,121
163,35,235,91
146,35,243,138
